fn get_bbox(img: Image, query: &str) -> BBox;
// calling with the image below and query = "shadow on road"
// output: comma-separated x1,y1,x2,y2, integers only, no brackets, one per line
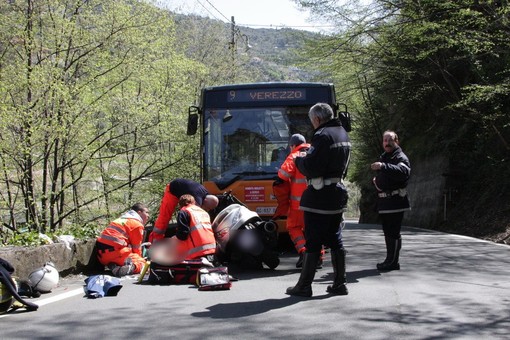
191,294,333,319
317,268,381,284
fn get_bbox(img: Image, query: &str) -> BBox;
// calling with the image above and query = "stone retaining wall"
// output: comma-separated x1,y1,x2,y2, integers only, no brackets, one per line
0,239,98,280
404,156,448,229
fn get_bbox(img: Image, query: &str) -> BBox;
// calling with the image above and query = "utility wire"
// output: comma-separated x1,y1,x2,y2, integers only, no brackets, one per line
198,1,250,50
195,0,223,21
203,0,231,22
238,24,335,29
195,0,330,32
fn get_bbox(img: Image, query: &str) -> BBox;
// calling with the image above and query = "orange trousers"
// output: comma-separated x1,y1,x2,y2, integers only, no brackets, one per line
97,247,146,274
287,209,325,258
287,208,306,254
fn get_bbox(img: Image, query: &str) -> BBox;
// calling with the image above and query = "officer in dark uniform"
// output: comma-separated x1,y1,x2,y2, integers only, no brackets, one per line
371,130,411,271
286,102,351,297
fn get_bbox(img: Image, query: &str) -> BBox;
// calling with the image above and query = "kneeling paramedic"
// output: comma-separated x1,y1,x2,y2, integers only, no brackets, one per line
172,194,217,263
96,203,149,277
286,103,351,297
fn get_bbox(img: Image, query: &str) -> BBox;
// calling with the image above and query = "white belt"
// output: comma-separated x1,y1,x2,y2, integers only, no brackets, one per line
307,177,341,189
378,188,407,198
323,177,341,185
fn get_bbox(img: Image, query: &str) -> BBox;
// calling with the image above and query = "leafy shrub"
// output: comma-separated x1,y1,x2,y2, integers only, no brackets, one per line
54,223,102,240
1,223,102,247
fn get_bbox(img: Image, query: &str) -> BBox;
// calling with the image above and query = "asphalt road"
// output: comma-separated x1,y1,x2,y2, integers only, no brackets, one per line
1,221,509,340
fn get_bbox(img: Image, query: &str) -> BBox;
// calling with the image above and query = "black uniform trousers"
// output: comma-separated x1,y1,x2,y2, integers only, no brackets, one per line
380,211,404,239
303,211,344,253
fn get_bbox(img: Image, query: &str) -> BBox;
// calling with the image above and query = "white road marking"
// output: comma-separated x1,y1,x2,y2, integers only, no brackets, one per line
0,287,84,318
35,287,84,306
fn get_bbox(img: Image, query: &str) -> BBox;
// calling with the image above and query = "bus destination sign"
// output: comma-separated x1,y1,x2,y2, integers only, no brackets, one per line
227,88,307,102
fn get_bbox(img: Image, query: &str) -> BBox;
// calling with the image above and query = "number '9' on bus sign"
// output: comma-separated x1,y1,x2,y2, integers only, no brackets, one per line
227,89,306,102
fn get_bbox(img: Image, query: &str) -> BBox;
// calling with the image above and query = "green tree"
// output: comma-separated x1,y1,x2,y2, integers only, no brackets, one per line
0,0,202,233
296,0,510,233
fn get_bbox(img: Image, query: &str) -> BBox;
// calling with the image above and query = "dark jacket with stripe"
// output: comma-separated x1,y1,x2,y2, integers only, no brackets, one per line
295,118,351,214
373,146,411,213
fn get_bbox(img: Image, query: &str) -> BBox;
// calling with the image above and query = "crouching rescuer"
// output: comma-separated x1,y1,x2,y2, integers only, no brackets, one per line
96,203,149,277
286,103,351,297
173,194,217,262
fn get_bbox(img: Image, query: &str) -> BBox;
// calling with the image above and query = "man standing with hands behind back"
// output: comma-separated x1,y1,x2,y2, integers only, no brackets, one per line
371,130,411,271
286,102,351,297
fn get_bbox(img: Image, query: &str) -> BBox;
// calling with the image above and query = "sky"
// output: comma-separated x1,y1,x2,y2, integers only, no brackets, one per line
158,0,325,32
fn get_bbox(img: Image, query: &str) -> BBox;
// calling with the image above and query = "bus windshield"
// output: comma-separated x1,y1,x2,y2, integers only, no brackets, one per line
204,106,313,189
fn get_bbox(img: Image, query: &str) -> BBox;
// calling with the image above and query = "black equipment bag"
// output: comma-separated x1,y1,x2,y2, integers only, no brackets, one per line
148,259,206,285
0,258,38,313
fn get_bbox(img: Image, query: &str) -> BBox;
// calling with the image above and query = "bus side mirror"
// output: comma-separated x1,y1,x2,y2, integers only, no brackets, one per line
187,106,200,136
339,111,351,132
337,103,352,132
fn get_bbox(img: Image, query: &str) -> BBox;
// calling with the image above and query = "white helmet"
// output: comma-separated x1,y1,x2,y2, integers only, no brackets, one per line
28,262,59,293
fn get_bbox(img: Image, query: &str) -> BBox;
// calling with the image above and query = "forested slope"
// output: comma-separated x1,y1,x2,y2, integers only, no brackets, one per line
293,0,510,243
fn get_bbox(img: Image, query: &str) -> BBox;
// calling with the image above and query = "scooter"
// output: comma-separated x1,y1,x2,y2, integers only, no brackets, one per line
211,192,279,270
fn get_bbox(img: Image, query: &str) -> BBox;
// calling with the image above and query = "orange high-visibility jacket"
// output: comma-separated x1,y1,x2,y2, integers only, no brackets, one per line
97,210,144,255
175,205,216,260
277,143,310,210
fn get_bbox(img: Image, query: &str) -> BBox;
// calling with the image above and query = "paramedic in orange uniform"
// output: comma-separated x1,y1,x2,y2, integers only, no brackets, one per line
273,134,311,267
173,194,217,262
96,203,149,277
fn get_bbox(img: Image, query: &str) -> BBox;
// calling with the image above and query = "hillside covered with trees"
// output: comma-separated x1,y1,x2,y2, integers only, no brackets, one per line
294,0,510,243
0,0,508,245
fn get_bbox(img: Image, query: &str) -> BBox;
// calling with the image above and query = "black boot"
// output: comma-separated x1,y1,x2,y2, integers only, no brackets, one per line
286,252,320,297
377,236,391,267
327,248,348,295
295,252,304,268
377,237,401,271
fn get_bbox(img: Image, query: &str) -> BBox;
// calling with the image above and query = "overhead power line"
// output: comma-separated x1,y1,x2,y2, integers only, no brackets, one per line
238,23,335,29
196,0,331,32
203,0,230,22
195,0,223,21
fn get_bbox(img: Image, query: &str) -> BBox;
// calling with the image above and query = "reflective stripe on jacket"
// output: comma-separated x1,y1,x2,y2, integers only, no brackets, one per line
96,210,144,255
296,119,351,214
373,146,411,213
278,143,310,210
176,205,216,260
